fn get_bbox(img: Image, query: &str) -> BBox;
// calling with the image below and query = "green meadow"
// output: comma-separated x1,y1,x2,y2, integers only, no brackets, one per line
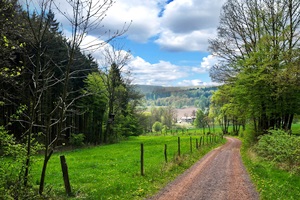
31,135,225,199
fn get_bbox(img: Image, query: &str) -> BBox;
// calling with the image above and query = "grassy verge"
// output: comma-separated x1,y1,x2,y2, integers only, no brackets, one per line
31,135,225,199
240,136,300,200
292,123,300,135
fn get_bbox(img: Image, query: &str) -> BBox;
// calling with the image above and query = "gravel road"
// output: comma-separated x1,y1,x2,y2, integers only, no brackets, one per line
148,137,259,200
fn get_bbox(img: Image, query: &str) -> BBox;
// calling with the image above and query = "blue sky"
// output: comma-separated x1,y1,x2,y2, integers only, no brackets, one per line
60,0,226,86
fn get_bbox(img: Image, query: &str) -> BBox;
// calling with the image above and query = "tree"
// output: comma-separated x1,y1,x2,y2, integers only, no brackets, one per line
194,109,207,134
161,105,176,128
99,44,132,143
19,0,129,194
209,86,231,135
209,0,300,134
81,72,107,144
0,0,26,136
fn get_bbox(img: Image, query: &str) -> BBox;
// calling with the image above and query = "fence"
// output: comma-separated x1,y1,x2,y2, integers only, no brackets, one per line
140,135,222,176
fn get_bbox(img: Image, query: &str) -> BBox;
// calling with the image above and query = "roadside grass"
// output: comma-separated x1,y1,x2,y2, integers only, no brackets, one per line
31,135,225,199
240,124,300,200
292,122,300,135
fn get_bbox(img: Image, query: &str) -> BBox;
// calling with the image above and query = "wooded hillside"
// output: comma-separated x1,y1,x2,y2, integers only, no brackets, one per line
135,85,218,110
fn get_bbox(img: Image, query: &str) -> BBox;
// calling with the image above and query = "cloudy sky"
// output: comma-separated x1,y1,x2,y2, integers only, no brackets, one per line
67,0,226,86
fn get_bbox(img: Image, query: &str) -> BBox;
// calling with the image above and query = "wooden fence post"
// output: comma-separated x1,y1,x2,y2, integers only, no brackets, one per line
141,143,144,176
178,137,181,157
60,155,72,196
199,136,202,147
164,144,167,163
196,139,199,149
190,137,192,153
207,135,209,145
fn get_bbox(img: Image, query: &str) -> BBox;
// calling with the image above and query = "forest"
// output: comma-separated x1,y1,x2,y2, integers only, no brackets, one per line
135,85,217,110
0,0,148,145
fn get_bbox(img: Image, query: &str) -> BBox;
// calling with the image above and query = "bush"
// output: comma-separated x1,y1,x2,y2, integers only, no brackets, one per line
152,121,162,132
70,133,85,147
255,129,300,173
0,126,39,199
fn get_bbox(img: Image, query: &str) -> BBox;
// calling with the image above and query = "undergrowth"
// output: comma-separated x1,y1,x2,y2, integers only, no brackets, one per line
255,129,300,173
240,129,300,200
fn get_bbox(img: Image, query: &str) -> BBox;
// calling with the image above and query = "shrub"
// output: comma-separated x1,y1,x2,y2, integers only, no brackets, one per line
70,133,85,147
152,121,162,132
255,129,300,173
0,126,39,199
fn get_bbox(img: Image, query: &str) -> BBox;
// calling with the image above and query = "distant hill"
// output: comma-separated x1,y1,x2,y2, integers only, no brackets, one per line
133,85,218,109
134,85,217,95
133,85,164,95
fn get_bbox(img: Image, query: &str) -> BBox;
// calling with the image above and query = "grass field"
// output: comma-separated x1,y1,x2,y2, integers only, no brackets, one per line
10,123,300,199
31,135,225,199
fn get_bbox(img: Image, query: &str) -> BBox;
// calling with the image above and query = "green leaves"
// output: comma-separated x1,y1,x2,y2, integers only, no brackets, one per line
209,0,300,133
2,35,8,47
255,129,300,172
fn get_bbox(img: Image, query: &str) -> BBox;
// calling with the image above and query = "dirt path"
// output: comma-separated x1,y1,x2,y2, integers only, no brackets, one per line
148,137,259,200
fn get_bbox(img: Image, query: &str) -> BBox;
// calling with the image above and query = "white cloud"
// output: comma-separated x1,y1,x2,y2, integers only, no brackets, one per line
177,79,220,87
78,36,189,86
192,54,219,73
79,36,221,87
155,29,215,52
53,0,226,86
155,0,226,52
99,0,163,43
54,0,225,51
161,0,222,33
178,79,203,86
127,56,189,86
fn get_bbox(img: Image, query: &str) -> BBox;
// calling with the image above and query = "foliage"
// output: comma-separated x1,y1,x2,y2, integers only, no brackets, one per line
0,126,41,199
240,131,300,200
152,121,163,132
254,129,300,173
194,109,205,128
81,72,108,144
70,133,85,147
209,0,300,134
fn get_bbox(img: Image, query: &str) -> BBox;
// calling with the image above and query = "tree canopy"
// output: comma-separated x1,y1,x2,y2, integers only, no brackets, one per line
209,0,300,134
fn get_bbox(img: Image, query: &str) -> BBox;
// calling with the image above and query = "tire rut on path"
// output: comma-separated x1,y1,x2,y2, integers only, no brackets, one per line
148,137,259,200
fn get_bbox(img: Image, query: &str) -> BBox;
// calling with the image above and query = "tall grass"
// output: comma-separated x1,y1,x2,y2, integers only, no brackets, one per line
31,135,225,199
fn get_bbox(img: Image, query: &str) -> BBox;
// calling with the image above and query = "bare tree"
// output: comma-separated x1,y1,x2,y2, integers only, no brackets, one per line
209,0,300,83
21,0,130,194
99,44,132,142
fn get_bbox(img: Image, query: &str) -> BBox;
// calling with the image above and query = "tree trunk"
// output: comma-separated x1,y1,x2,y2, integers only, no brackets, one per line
39,150,53,194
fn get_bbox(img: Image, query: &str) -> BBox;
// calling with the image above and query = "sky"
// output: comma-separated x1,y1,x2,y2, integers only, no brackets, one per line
61,0,227,86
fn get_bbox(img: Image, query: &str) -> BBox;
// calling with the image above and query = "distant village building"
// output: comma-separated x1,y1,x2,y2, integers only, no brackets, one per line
178,116,196,123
